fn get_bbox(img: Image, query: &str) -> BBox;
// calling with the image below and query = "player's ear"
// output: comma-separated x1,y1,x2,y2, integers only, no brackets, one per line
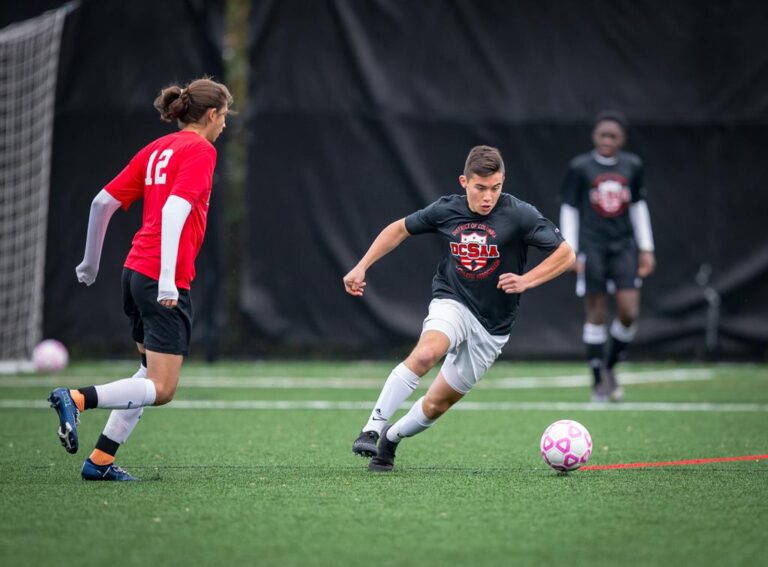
459,174,468,189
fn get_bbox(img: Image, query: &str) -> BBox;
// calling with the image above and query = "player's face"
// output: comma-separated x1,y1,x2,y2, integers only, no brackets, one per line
460,171,505,215
205,105,228,143
592,120,625,157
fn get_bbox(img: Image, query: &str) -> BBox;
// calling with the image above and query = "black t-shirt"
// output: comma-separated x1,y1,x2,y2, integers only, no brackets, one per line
404,193,564,335
560,151,645,250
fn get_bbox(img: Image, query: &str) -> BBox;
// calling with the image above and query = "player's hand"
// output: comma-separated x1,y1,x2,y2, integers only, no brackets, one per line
157,279,179,308
75,262,98,286
497,272,530,294
638,251,656,278
343,266,367,297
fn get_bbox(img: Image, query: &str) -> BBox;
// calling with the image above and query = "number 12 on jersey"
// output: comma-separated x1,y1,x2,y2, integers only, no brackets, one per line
145,149,173,185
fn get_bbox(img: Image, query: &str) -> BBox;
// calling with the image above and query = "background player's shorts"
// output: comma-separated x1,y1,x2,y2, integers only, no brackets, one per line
422,298,508,395
580,238,641,295
121,268,194,356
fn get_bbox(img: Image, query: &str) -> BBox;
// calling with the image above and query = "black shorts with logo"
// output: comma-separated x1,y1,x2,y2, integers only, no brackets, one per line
121,268,194,356
580,238,640,295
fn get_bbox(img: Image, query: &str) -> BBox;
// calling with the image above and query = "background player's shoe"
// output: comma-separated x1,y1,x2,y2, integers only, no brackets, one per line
604,367,624,402
368,425,399,472
81,458,139,481
48,388,80,454
352,430,379,457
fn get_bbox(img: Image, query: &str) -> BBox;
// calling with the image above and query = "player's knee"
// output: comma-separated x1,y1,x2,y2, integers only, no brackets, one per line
152,383,177,406
410,345,443,373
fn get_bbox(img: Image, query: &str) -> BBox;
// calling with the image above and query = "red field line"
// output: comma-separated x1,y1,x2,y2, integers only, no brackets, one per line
581,454,768,471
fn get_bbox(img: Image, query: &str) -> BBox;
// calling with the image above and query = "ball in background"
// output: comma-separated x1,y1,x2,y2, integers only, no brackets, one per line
32,339,69,373
540,419,592,472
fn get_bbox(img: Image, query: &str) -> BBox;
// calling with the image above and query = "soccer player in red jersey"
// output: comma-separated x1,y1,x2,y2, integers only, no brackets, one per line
48,77,232,480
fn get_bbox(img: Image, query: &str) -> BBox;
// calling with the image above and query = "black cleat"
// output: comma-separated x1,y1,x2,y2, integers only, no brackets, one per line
352,430,379,458
368,425,399,472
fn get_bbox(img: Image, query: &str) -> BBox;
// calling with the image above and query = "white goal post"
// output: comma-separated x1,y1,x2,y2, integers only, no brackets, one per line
0,3,75,373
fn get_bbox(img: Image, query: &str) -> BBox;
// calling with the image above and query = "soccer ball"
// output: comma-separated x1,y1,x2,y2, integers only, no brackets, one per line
32,339,69,372
540,419,592,472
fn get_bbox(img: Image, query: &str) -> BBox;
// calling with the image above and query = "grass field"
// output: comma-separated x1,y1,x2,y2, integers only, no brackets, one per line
1,360,767,566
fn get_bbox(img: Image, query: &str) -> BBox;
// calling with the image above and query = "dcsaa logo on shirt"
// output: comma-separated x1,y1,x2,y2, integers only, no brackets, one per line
450,230,500,274
590,173,631,217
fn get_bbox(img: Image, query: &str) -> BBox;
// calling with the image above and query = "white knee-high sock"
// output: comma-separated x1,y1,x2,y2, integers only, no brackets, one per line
386,396,435,442
95,374,156,409
363,363,420,434
102,365,147,444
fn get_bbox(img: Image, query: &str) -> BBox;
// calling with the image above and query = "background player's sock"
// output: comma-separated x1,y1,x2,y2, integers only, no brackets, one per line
607,319,637,369
363,363,419,435
583,323,607,387
386,396,435,441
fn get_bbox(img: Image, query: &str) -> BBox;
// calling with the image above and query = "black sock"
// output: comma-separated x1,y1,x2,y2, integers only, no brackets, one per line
78,386,98,410
606,337,630,369
95,434,120,457
585,342,606,387
141,353,147,368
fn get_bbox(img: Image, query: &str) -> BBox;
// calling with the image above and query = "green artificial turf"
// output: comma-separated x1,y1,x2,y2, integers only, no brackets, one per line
1,361,766,566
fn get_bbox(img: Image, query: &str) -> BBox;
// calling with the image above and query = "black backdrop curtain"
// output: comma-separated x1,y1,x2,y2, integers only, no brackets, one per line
243,0,768,358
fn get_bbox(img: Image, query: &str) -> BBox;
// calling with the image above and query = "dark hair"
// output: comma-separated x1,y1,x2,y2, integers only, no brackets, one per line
154,77,233,128
463,145,505,178
593,110,628,132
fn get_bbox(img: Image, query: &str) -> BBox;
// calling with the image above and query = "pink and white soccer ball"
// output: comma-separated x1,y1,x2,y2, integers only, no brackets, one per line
540,419,592,472
32,339,69,372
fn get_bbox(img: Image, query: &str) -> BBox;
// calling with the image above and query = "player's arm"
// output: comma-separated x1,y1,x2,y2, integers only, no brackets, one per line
75,189,122,286
343,218,410,297
157,196,192,308
629,200,656,277
498,241,575,294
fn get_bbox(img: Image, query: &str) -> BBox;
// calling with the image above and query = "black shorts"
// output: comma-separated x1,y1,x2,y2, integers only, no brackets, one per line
579,239,641,295
121,268,194,356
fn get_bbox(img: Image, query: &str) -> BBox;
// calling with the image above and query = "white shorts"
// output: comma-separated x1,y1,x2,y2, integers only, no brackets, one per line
422,298,509,395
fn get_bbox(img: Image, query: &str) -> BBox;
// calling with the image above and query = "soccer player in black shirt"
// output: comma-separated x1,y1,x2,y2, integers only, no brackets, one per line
344,146,574,472
559,111,656,402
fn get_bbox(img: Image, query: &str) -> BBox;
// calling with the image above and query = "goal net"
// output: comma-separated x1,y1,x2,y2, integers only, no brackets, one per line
0,4,72,373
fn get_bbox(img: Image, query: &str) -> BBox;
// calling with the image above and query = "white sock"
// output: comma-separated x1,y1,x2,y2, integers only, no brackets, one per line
363,363,420,434
132,364,148,379
101,365,147,444
386,396,435,442
95,377,156,409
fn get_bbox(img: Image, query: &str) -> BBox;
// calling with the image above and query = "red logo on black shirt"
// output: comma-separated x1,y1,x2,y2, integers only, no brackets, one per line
590,173,631,217
450,226,501,279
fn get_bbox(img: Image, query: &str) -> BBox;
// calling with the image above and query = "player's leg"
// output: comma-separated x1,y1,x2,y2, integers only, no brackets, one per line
48,270,156,456
84,343,148,481
369,306,507,472
581,247,610,401
353,298,462,457
352,330,451,457
584,293,609,400
603,241,642,401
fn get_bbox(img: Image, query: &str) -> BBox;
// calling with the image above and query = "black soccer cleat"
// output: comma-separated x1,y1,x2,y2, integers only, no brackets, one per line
352,430,379,458
368,425,399,472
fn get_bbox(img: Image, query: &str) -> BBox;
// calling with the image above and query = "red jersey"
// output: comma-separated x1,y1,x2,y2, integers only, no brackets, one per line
104,131,217,289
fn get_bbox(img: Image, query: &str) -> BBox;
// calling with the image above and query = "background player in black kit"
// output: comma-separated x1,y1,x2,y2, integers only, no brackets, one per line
344,146,574,472
559,111,656,402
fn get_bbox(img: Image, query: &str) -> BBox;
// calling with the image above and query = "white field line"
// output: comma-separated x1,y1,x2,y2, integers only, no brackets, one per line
0,368,714,390
2,400,767,412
